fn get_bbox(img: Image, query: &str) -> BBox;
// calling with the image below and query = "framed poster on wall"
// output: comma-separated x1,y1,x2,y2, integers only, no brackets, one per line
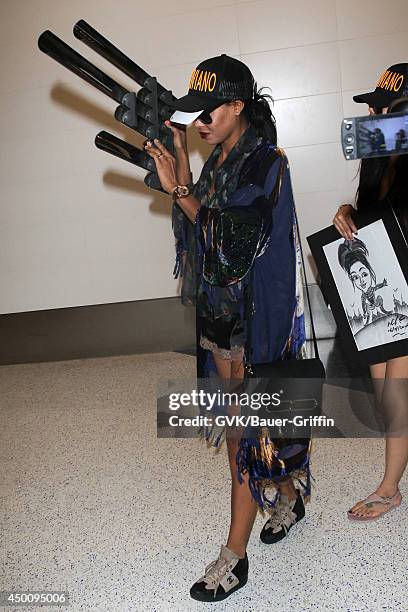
307,207,408,365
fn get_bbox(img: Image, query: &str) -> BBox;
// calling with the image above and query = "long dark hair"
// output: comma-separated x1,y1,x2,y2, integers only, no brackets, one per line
356,99,408,225
355,156,408,208
243,83,277,144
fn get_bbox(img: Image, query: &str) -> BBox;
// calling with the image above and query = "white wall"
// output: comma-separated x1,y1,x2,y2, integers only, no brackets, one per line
0,0,407,313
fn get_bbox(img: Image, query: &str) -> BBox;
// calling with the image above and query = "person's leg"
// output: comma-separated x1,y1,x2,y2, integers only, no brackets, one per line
226,358,303,548
376,356,408,496
212,354,258,558
278,477,298,501
349,357,408,518
212,351,232,380
370,361,387,431
225,436,259,557
189,353,253,601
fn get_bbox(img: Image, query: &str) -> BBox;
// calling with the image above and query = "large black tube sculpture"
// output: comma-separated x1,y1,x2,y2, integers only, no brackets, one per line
38,21,177,191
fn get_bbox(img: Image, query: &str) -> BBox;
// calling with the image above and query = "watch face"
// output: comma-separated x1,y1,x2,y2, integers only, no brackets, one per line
178,186,190,197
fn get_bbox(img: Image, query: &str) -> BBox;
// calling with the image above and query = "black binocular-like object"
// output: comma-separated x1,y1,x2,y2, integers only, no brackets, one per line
38,20,177,191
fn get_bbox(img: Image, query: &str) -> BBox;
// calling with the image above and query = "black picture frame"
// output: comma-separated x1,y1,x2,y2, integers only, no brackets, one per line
307,207,408,365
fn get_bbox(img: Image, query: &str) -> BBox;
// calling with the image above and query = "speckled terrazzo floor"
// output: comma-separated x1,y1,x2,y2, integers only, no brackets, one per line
0,352,407,612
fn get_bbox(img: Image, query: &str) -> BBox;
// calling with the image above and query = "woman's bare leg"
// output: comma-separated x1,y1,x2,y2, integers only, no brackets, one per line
212,353,258,557
225,436,259,557
278,477,298,501
377,356,408,496
350,356,408,518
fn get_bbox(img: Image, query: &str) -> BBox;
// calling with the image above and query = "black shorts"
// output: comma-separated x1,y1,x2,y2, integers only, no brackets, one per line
198,312,244,351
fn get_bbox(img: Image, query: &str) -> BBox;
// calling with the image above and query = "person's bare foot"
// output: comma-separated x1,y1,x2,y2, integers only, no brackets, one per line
348,484,402,519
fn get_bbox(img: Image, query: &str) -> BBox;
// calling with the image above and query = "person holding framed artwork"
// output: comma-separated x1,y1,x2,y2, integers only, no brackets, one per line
333,63,408,521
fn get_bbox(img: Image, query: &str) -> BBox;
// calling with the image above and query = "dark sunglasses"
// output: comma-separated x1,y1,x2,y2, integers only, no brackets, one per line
197,102,226,124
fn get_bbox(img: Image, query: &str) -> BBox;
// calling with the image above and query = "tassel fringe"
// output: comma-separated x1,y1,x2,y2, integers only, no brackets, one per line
197,422,314,511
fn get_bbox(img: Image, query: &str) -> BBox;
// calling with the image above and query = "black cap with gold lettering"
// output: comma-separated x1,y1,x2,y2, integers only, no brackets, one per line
353,63,408,108
170,54,254,125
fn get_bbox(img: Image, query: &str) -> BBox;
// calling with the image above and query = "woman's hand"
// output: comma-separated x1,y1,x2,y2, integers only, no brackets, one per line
164,120,187,152
333,204,358,241
144,139,178,195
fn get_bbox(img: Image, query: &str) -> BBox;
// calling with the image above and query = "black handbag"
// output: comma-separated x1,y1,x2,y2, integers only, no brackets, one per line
244,208,326,437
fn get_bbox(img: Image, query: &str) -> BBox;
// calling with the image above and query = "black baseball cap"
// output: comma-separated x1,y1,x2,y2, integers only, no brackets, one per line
353,63,408,108
169,54,254,125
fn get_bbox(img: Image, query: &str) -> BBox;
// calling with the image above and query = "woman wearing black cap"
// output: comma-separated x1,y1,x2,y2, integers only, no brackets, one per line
145,54,310,601
333,63,408,522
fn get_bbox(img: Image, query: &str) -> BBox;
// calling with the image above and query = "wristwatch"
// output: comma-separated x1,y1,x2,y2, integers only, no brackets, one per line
172,185,190,201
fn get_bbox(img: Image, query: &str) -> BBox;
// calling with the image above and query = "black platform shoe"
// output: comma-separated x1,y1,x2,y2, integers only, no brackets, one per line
260,491,305,544
190,544,248,602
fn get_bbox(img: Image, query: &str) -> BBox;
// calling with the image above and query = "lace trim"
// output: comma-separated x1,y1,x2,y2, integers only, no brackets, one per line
200,335,245,361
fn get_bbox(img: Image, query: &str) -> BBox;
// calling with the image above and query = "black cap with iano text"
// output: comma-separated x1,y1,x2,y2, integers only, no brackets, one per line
353,63,408,108
170,54,255,125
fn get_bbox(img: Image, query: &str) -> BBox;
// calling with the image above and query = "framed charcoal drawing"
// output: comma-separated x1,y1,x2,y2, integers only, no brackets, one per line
307,207,408,365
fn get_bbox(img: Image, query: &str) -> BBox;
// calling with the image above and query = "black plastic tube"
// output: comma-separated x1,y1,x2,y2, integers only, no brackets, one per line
73,20,175,101
38,30,128,104
95,131,155,171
